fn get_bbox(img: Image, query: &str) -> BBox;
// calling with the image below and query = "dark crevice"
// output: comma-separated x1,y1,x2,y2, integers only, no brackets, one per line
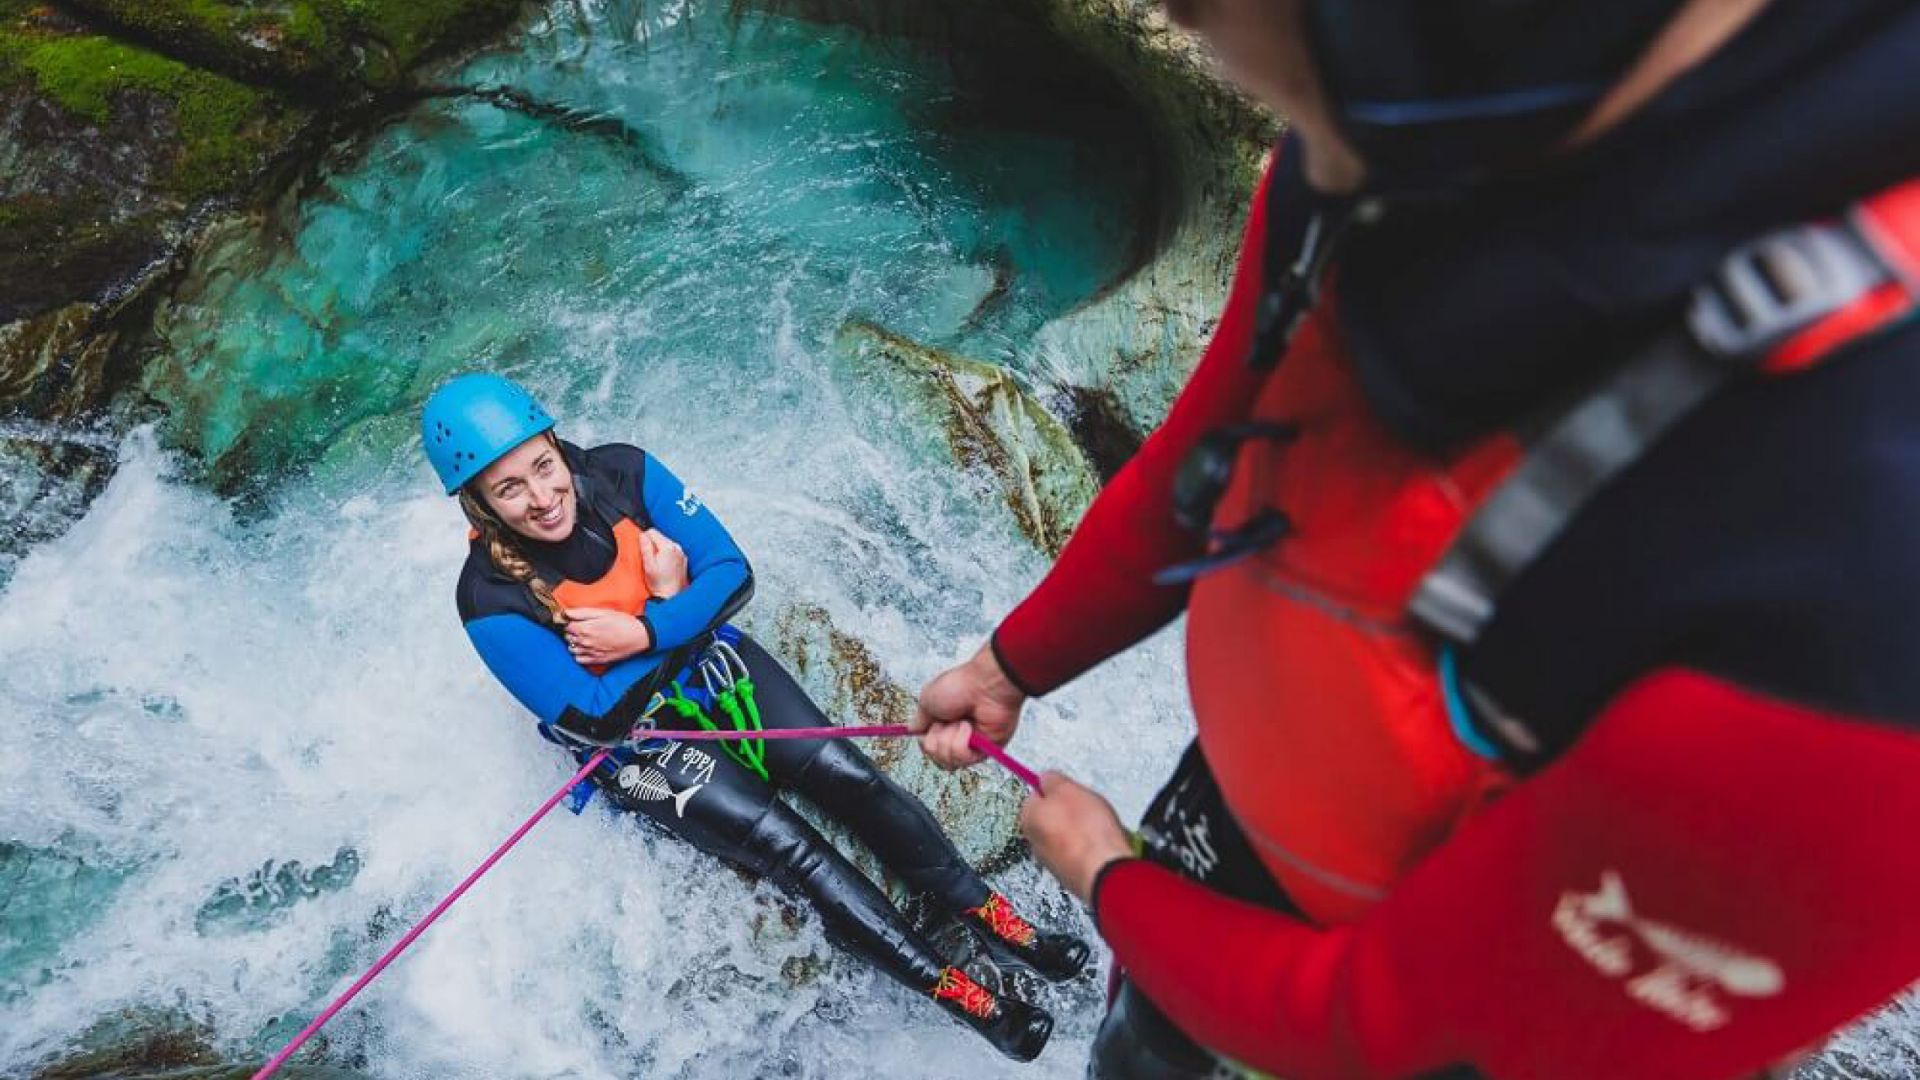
1055,383,1145,482
403,83,691,190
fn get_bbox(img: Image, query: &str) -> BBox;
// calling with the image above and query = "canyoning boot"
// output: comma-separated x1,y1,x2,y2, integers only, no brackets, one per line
932,966,1054,1062
962,892,1092,981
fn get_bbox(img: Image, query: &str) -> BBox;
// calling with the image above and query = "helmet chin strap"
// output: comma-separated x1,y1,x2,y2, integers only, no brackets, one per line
1563,0,1775,149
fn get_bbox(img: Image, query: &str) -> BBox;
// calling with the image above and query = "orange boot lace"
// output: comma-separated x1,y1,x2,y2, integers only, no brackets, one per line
932,967,999,1019
968,892,1037,948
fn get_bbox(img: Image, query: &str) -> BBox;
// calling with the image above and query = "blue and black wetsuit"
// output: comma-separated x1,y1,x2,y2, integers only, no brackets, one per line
456,440,998,992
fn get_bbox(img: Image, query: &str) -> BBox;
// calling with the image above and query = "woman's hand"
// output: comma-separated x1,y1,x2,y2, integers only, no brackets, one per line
911,644,1027,770
641,528,689,599
1020,772,1134,905
564,607,653,666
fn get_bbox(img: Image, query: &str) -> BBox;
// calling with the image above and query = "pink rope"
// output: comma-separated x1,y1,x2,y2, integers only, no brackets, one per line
251,724,1040,1078
640,724,1044,791
637,718,1044,787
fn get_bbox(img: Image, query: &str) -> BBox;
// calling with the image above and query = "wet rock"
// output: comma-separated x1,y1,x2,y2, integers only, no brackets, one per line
0,302,126,417
1053,382,1142,482
758,601,1025,885
28,1004,366,1078
30,1006,366,1068
836,319,1098,557
29,1013,222,1079
0,424,116,583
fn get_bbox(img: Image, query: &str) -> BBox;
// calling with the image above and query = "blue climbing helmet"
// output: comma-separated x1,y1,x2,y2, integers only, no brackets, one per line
420,373,556,494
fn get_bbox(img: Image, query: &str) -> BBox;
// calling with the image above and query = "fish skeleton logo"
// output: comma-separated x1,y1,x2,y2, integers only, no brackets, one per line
676,488,702,516
615,764,703,818
1553,869,1784,1032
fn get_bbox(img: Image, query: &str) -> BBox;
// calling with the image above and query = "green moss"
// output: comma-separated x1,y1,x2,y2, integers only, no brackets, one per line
59,0,523,89
0,27,301,198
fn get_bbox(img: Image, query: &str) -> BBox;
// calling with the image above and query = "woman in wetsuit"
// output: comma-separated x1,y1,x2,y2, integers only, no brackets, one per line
421,373,1086,1062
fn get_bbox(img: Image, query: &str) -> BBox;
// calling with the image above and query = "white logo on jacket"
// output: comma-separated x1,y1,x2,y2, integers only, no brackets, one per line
1554,869,1784,1032
677,488,702,516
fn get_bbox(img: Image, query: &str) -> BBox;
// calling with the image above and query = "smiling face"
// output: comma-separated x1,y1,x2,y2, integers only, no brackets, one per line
476,433,576,543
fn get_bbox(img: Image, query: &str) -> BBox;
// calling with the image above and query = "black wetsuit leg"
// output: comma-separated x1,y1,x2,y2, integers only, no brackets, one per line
594,733,947,991
733,634,993,913
1090,742,1302,1080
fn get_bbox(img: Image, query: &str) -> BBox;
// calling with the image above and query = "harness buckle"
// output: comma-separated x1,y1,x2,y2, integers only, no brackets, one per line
1687,223,1887,359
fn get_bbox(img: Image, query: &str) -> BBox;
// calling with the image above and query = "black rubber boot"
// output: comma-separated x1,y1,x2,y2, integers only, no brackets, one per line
931,967,1055,1062
962,892,1092,981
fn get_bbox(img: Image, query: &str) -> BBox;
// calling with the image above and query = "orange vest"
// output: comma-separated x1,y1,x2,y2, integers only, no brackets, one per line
1187,305,1519,926
472,517,654,675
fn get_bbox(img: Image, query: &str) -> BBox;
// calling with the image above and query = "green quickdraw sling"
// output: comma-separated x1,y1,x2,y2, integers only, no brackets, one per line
660,636,768,781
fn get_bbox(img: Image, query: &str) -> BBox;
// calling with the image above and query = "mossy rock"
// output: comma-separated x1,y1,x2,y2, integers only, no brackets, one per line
0,4,310,324
0,11,308,200
59,0,526,92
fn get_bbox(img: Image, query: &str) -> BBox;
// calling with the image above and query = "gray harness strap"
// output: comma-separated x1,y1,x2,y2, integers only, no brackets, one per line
1410,216,1895,648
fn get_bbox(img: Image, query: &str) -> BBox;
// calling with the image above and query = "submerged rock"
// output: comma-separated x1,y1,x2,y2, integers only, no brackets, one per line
194,848,363,937
0,840,130,999
756,601,1025,885
836,319,1098,557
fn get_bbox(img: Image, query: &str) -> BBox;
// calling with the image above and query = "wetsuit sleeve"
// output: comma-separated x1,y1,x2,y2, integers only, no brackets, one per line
465,612,670,727
637,452,752,650
990,157,1279,696
1092,670,1920,1080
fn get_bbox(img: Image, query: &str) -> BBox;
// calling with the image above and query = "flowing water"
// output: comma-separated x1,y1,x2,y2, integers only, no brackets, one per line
0,1,1198,1077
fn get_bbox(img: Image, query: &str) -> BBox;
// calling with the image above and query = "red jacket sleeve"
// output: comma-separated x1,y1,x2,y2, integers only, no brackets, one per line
991,156,1281,695
1094,670,1920,1080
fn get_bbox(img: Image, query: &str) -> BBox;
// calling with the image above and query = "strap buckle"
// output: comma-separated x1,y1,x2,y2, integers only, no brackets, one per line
1687,222,1887,358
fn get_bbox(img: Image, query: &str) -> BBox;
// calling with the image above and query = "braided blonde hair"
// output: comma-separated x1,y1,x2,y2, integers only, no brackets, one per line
458,439,568,626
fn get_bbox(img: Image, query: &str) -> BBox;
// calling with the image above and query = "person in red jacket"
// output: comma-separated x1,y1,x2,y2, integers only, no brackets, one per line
912,0,1920,1077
